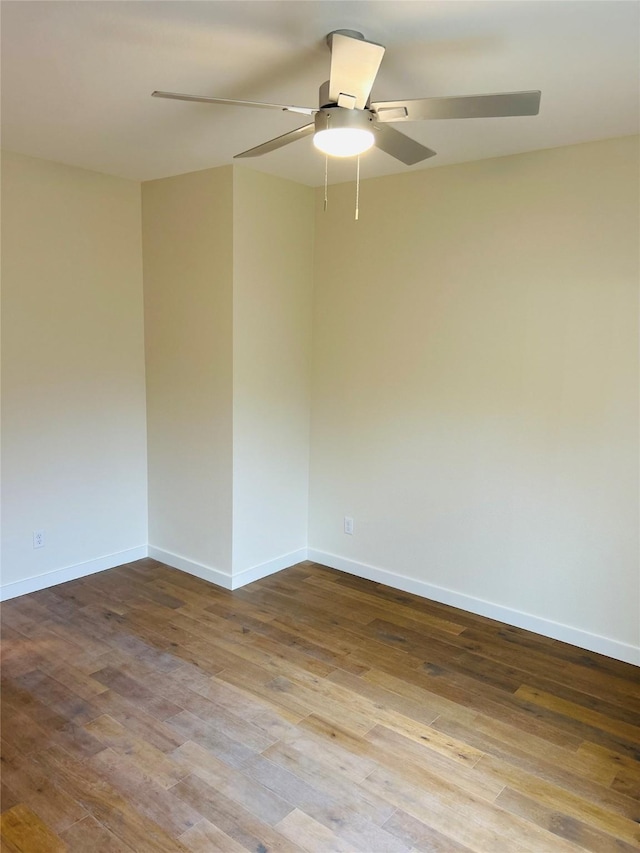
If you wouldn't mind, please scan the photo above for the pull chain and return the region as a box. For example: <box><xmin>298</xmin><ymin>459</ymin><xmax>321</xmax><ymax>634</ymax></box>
<box><xmin>355</xmin><ymin>154</ymin><xmax>361</xmax><ymax>221</ymax></box>
<box><xmin>323</xmin><ymin>155</ymin><xmax>329</xmax><ymax>212</ymax></box>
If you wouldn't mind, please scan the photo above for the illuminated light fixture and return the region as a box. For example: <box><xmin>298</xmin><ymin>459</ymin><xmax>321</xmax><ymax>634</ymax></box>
<box><xmin>313</xmin><ymin>127</ymin><xmax>374</xmax><ymax>157</ymax></box>
<box><xmin>313</xmin><ymin>106</ymin><xmax>374</xmax><ymax>157</ymax></box>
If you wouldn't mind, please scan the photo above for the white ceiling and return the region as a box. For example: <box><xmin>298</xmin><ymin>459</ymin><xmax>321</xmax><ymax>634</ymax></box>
<box><xmin>1</xmin><ymin>1</ymin><xmax>639</xmax><ymax>186</ymax></box>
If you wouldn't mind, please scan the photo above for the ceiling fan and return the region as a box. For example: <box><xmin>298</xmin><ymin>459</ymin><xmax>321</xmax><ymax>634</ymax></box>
<box><xmin>152</xmin><ymin>29</ymin><xmax>541</xmax><ymax>165</ymax></box>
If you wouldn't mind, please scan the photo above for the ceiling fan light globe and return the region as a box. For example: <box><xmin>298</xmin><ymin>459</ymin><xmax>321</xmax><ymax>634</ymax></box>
<box><xmin>313</xmin><ymin>128</ymin><xmax>374</xmax><ymax>157</ymax></box>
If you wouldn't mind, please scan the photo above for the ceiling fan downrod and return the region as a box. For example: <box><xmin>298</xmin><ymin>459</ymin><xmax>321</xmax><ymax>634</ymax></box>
<box><xmin>326</xmin><ymin>29</ymin><xmax>366</xmax><ymax>49</ymax></box>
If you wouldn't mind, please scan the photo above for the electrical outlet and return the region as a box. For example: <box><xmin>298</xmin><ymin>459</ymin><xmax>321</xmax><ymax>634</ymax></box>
<box><xmin>344</xmin><ymin>516</ymin><xmax>354</xmax><ymax>535</ymax></box>
<box><xmin>33</xmin><ymin>529</ymin><xmax>45</xmax><ymax>549</ymax></box>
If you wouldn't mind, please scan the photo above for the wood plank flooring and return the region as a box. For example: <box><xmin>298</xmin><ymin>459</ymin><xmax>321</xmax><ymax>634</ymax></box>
<box><xmin>1</xmin><ymin>558</ymin><xmax>639</xmax><ymax>852</ymax></box>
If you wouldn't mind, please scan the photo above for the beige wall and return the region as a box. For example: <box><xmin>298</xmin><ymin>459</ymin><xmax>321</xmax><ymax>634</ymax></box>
<box><xmin>309</xmin><ymin>136</ymin><xmax>639</xmax><ymax>658</ymax></box>
<box><xmin>1</xmin><ymin>151</ymin><xmax>147</xmax><ymax>590</ymax></box>
<box><xmin>142</xmin><ymin>166</ymin><xmax>313</xmax><ymax>584</ymax></box>
<box><xmin>142</xmin><ymin>166</ymin><xmax>234</xmax><ymax>579</ymax></box>
<box><xmin>232</xmin><ymin>168</ymin><xmax>314</xmax><ymax>578</ymax></box>
<box><xmin>2</xmin><ymin>138</ymin><xmax>637</xmax><ymax>661</ymax></box>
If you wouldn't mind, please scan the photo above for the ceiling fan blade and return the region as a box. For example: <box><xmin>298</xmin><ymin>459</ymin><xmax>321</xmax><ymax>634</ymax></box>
<box><xmin>152</xmin><ymin>91</ymin><xmax>316</xmax><ymax>116</ymax></box>
<box><xmin>234</xmin><ymin>123</ymin><xmax>315</xmax><ymax>158</ymax></box>
<box><xmin>372</xmin><ymin>124</ymin><xmax>437</xmax><ymax>165</ymax></box>
<box><xmin>372</xmin><ymin>90</ymin><xmax>541</xmax><ymax>122</ymax></box>
<box><xmin>328</xmin><ymin>33</ymin><xmax>385</xmax><ymax>110</ymax></box>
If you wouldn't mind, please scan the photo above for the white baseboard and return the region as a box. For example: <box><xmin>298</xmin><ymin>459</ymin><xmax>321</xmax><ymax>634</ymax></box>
<box><xmin>3</xmin><ymin>540</ymin><xmax>636</xmax><ymax>666</ymax></box>
<box><xmin>0</xmin><ymin>546</ymin><xmax>148</xmax><ymax>602</ymax></box>
<box><xmin>147</xmin><ymin>546</ymin><xmax>233</xmax><ymax>590</ymax></box>
<box><xmin>0</xmin><ymin>544</ymin><xmax>308</xmax><ymax>602</ymax></box>
<box><xmin>307</xmin><ymin>549</ymin><xmax>640</xmax><ymax>666</ymax></box>
<box><xmin>148</xmin><ymin>545</ymin><xmax>308</xmax><ymax>591</ymax></box>
<box><xmin>232</xmin><ymin>548</ymin><xmax>308</xmax><ymax>589</ymax></box>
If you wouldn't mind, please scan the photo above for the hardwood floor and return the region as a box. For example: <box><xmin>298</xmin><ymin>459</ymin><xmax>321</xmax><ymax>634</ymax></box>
<box><xmin>1</xmin><ymin>559</ymin><xmax>639</xmax><ymax>852</ymax></box>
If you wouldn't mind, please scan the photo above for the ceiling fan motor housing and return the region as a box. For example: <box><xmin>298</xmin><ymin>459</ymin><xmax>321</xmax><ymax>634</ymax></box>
<box><xmin>314</xmin><ymin>105</ymin><xmax>374</xmax><ymax>134</ymax></box>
